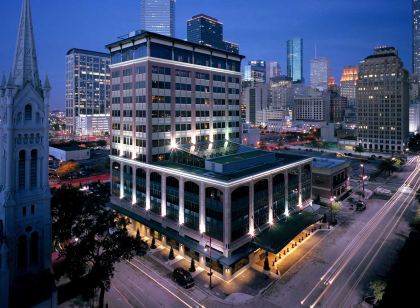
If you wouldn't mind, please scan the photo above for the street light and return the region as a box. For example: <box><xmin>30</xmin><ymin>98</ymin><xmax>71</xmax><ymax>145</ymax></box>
<box><xmin>204</xmin><ymin>236</ymin><xmax>213</xmax><ymax>289</ymax></box>
<box><xmin>329</xmin><ymin>196</ymin><xmax>336</xmax><ymax>224</ymax></box>
<box><xmin>360</xmin><ymin>164</ymin><xmax>365</xmax><ymax>199</ymax></box>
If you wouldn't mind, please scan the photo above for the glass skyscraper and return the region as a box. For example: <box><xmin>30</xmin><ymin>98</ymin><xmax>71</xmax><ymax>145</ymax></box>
<box><xmin>187</xmin><ymin>14</ymin><xmax>239</xmax><ymax>54</ymax></box>
<box><xmin>287</xmin><ymin>38</ymin><xmax>303</xmax><ymax>83</ymax></box>
<box><xmin>414</xmin><ymin>0</ymin><xmax>420</xmax><ymax>74</ymax></box>
<box><xmin>140</xmin><ymin>0</ymin><xmax>175</xmax><ymax>37</ymax></box>
<box><xmin>310</xmin><ymin>57</ymin><xmax>330</xmax><ymax>91</ymax></box>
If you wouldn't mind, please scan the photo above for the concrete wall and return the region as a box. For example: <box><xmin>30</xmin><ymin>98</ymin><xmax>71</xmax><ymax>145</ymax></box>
<box><xmin>49</xmin><ymin>146</ymin><xmax>90</xmax><ymax>161</ymax></box>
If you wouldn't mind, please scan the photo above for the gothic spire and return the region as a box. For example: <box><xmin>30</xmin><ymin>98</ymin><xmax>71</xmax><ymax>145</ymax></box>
<box><xmin>12</xmin><ymin>0</ymin><xmax>41</xmax><ymax>89</ymax></box>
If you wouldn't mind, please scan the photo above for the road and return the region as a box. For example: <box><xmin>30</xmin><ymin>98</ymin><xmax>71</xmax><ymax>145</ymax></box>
<box><xmin>300</xmin><ymin>156</ymin><xmax>420</xmax><ymax>307</ymax></box>
<box><xmin>106</xmin><ymin>256</ymin><xmax>210</xmax><ymax>308</ymax></box>
<box><xmin>49</xmin><ymin>173</ymin><xmax>110</xmax><ymax>188</ymax></box>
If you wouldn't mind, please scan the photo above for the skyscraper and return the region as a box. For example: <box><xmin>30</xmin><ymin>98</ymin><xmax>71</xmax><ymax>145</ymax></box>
<box><xmin>310</xmin><ymin>57</ymin><xmax>330</xmax><ymax>91</ymax></box>
<box><xmin>66</xmin><ymin>49</ymin><xmax>111</xmax><ymax>135</ymax></box>
<box><xmin>187</xmin><ymin>14</ymin><xmax>239</xmax><ymax>54</ymax></box>
<box><xmin>0</xmin><ymin>0</ymin><xmax>54</xmax><ymax>306</ymax></box>
<box><xmin>340</xmin><ymin>66</ymin><xmax>358</xmax><ymax>106</ymax></box>
<box><xmin>287</xmin><ymin>38</ymin><xmax>303</xmax><ymax>83</ymax></box>
<box><xmin>413</xmin><ymin>0</ymin><xmax>420</xmax><ymax>74</ymax></box>
<box><xmin>268</xmin><ymin>61</ymin><xmax>281</xmax><ymax>79</ymax></box>
<box><xmin>357</xmin><ymin>47</ymin><xmax>409</xmax><ymax>153</ymax></box>
<box><xmin>243</xmin><ymin>60</ymin><xmax>266</xmax><ymax>85</ymax></box>
<box><xmin>140</xmin><ymin>0</ymin><xmax>175</xmax><ymax>37</ymax></box>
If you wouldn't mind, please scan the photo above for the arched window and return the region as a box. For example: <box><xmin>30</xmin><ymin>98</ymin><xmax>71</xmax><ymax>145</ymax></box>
<box><xmin>17</xmin><ymin>235</ymin><xmax>27</xmax><ymax>269</ymax></box>
<box><xmin>24</xmin><ymin>104</ymin><xmax>32</xmax><ymax>121</ymax></box>
<box><xmin>30</xmin><ymin>232</ymin><xmax>39</xmax><ymax>265</ymax></box>
<box><xmin>30</xmin><ymin>149</ymin><xmax>37</xmax><ymax>188</ymax></box>
<box><xmin>18</xmin><ymin>150</ymin><xmax>26</xmax><ymax>189</ymax></box>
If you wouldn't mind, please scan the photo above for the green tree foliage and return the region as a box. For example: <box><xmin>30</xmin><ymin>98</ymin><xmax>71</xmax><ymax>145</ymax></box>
<box><xmin>51</xmin><ymin>185</ymin><xmax>146</xmax><ymax>308</ymax></box>
<box><xmin>370</xmin><ymin>280</ymin><xmax>386</xmax><ymax>304</ymax></box>
<box><xmin>377</xmin><ymin>159</ymin><xmax>400</xmax><ymax>176</ymax></box>
<box><xmin>168</xmin><ymin>246</ymin><xmax>175</xmax><ymax>260</ymax></box>
<box><xmin>407</xmin><ymin>133</ymin><xmax>420</xmax><ymax>152</ymax></box>
<box><xmin>354</xmin><ymin>144</ymin><xmax>364</xmax><ymax>153</ymax></box>
<box><xmin>263</xmin><ymin>253</ymin><xmax>270</xmax><ymax>271</ymax></box>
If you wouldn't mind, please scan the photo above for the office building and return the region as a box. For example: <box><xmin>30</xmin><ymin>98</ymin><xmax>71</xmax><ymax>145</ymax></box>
<box><xmin>65</xmin><ymin>49</ymin><xmax>111</xmax><ymax>135</ymax></box>
<box><xmin>409</xmin><ymin>101</ymin><xmax>420</xmax><ymax>133</ymax></box>
<box><xmin>357</xmin><ymin>47</ymin><xmax>409</xmax><ymax>153</ymax></box>
<box><xmin>287</xmin><ymin>38</ymin><xmax>303</xmax><ymax>83</ymax></box>
<box><xmin>140</xmin><ymin>0</ymin><xmax>175</xmax><ymax>37</ymax></box>
<box><xmin>187</xmin><ymin>14</ymin><xmax>239</xmax><ymax>54</ymax></box>
<box><xmin>310</xmin><ymin>57</ymin><xmax>330</xmax><ymax>91</ymax></box>
<box><xmin>242</xmin><ymin>83</ymin><xmax>269</xmax><ymax>124</ymax></box>
<box><xmin>328</xmin><ymin>88</ymin><xmax>347</xmax><ymax>123</ymax></box>
<box><xmin>0</xmin><ymin>0</ymin><xmax>55</xmax><ymax>306</ymax></box>
<box><xmin>243</xmin><ymin>60</ymin><xmax>267</xmax><ymax>85</ymax></box>
<box><xmin>269</xmin><ymin>76</ymin><xmax>294</xmax><ymax>110</ymax></box>
<box><xmin>107</xmin><ymin>31</ymin><xmax>316</xmax><ymax>281</ymax></box>
<box><xmin>268</xmin><ymin>61</ymin><xmax>281</xmax><ymax>79</ymax></box>
<box><xmin>340</xmin><ymin>66</ymin><xmax>358</xmax><ymax>107</ymax></box>
<box><xmin>293</xmin><ymin>93</ymin><xmax>329</xmax><ymax>123</ymax></box>
<box><xmin>413</xmin><ymin>0</ymin><xmax>420</xmax><ymax>74</ymax></box>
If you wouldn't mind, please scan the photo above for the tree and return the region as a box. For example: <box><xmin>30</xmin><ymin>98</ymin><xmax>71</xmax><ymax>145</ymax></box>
<box><xmin>330</xmin><ymin>200</ymin><xmax>342</xmax><ymax>224</ymax></box>
<box><xmin>135</xmin><ymin>229</ymin><xmax>148</xmax><ymax>255</ymax></box>
<box><xmin>189</xmin><ymin>258</ymin><xmax>196</xmax><ymax>272</ymax></box>
<box><xmin>52</xmin><ymin>186</ymin><xmax>146</xmax><ymax>308</ymax></box>
<box><xmin>314</xmin><ymin>194</ymin><xmax>321</xmax><ymax>204</ymax></box>
<box><xmin>96</xmin><ymin>140</ymin><xmax>107</xmax><ymax>147</ymax></box>
<box><xmin>168</xmin><ymin>246</ymin><xmax>175</xmax><ymax>260</ymax></box>
<box><xmin>378</xmin><ymin>159</ymin><xmax>400</xmax><ymax>176</ymax></box>
<box><xmin>150</xmin><ymin>237</ymin><xmax>156</xmax><ymax>249</ymax></box>
<box><xmin>370</xmin><ymin>280</ymin><xmax>386</xmax><ymax>304</ymax></box>
<box><xmin>57</xmin><ymin>161</ymin><xmax>79</xmax><ymax>178</ymax></box>
<box><xmin>263</xmin><ymin>253</ymin><xmax>270</xmax><ymax>271</ymax></box>
<box><xmin>407</xmin><ymin>133</ymin><xmax>420</xmax><ymax>152</ymax></box>
<box><xmin>354</xmin><ymin>144</ymin><xmax>364</xmax><ymax>153</ymax></box>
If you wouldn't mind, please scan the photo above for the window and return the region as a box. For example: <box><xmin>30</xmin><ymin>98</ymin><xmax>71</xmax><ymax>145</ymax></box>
<box><xmin>134</xmin><ymin>44</ymin><xmax>147</xmax><ymax>59</ymax></box>
<box><xmin>30</xmin><ymin>232</ymin><xmax>39</xmax><ymax>265</ymax></box>
<box><xmin>212</xmin><ymin>56</ymin><xmax>226</xmax><ymax>69</ymax></box>
<box><xmin>174</xmin><ymin>48</ymin><xmax>193</xmax><ymax>63</ymax></box>
<box><xmin>22</xmin><ymin>207</ymin><xmax>27</xmax><ymax>217</ymax></box>
<box><xmin>18</xmin><ymin>150</ymin><xmax>25</xmax><ymax>189</ymax></box>
<box><xmin>30</xmin><ymin>150</ymin><xmax>37</xmax><ymax>188</ymax></box>
<box><xmin>194</xmin><ymin>53</ymin><xmax>210</xmax><ymax>67</ymax></box>
<box><xmin>150</xmin><ymin>43</ymin><xmax>172</xmax><ymax>60</ymax></box>
<box><xmin>24</xmin><ymin>104</ymin><xmax>32</xmax><ymax>121</ymax></box>
<box><xmin>17</xmin><ymin>235</ymin><xmax>27</xmax><ymax>269</ymax></box>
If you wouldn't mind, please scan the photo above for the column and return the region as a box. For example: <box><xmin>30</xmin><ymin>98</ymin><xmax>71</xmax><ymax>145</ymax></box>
<box><xmin>249</xmin><ymin>181</ymin><xmax>254</xmax><ymax>235</ymax></box>
<box><xmin>268</xmin><ymin>176</ymin><xmax>273</xmax><ymax>224</ymax></box>
<box><xmin>119</xmin><ymin>163</ymin><xmax>124</xmax><ymax>199</ymax></box>
<box><xmin>199</xmin><ymin>182</ymin><xmax>206</xmax><ymax>234</ymax></box>
<box><xmin>161</xmin><ymin>173</ymin><xmax>166</xmax><ymax>217</ymax></box>
<box><xmin>284</xmin><ymin>171</ymin><xmax>289</xmax><ymax>216</ymax></box>
<box><xmin>223</xmin><ymin>187</ymin><xmax>231</xmax><ymax>257</ymax></box>
<box><xmin>132</xmin><ymin>168</ymin><xmax>137</xmax><ymax>205</ymax></box>
<box><xmin>145</xmin><ymin>169</ymin><xmax>151</xmax><ymax>210</ymax></box>
<box><xmin>179</xmin><ymin>177</ymin><xmax>185</xmax><ymax>225</ymax></box>
<box><xmin>298</xmin><ymin>166</ymin><xmax>303</xmax><ymax>207</ymax></box>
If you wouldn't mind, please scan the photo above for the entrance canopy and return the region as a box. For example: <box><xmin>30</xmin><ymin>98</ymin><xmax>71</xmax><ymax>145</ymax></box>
<box><xmin>254</xmin><ymin>211</ymin><xmax>323</xmax><ymax>254</ymax></box>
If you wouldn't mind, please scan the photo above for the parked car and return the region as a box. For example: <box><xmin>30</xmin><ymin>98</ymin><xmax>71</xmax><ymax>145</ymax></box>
<box><xmin>355</xmin><ymin>201</ymin><xmax>366</xmax><ymax>211</ymax></box>
<box><xmin>173</xmin><ymin>267</ymin><xmax>194</xmax><ymax>288</ymax></box>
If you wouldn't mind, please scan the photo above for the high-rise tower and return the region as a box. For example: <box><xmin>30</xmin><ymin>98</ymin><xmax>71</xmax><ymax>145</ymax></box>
<box><xmin>287</xmin><ymin>38</ymin><xmax>303</xmax><ymax>83</ymax></box>
<box><xmin>310</xmin><ymin>57</ymin><xmax>330</xmax><ymax>91</ymax></box>
<box><xmin>0</xmin><ymin>0</ymin><xmax>54</xmax><ymax>306</ymax></box>
<box><xmin>140</xmin><ymin>0</ymin><xmax>175</xmax><ymax>37</ymax></box>
<box><xmin>413</xmin><ymin>0</ymin><xmax>420</xmax><ymax>74</ymax></box>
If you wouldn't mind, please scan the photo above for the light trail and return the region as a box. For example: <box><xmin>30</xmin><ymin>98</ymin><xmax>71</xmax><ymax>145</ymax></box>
<box><xmin>128</xmin><ymin>257</ymin><xmax>206</xmax><ymax>308</ymax></box>
<box><xmin>301</xmin><ymin>157</ymin><xmax>420</xmax><ymax>307</ymax></box>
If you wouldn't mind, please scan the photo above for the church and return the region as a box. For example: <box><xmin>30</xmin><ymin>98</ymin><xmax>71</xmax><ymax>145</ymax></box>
<box><xmin>0</xmin><ymin>0</ymin><xmax>56</xmax><ymax>306</ymax></box>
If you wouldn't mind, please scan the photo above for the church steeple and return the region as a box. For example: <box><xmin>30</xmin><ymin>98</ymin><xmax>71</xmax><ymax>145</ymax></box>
<box><xmin>12</xmin><ymin>0</ymin><xmax>41</xmax><ymax>89</ymax></box>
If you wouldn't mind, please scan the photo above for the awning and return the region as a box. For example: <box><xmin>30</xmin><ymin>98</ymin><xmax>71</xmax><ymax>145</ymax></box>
<box><xmin>253</xmin><ymin>211</ymin><xmax>323</xmax><ymax>254</ymax></box>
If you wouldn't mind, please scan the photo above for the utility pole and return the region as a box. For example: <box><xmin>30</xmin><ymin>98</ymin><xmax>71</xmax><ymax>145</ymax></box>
<box><xmin>360</xmin><ymin>164</ymin><xmax>365</xmax><ymax>199</ymax></box>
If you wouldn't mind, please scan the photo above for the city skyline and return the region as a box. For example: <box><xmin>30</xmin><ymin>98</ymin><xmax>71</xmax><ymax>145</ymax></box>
<box><xmin>0</xmin><ymin>0</ymin><xmax>411</xmax><ymax>109</ymax></box>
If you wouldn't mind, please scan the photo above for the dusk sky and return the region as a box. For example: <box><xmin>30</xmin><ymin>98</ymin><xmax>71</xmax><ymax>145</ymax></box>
<box><xmin>0</xmin><ymin>0</ymin><xmax>411</xmax><ymax>109</ymax></box>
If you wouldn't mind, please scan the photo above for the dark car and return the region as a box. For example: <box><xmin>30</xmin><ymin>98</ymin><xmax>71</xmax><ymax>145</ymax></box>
<box><xmin>173</xmin><ymin>267</ymin><xmax>194</xmax><ymax>288</ymax></box>
<box><xmin>355</xmin><ymin>201</ymin><xmax>366</xmax><ymax>211</ymax></box>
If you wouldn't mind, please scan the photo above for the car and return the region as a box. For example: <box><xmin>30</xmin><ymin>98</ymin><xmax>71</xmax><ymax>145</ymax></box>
<box><xmin>355</xmin><ymin>201</ymin><xmax>366</xmax><ymax>211</ymax></box>
<box><xmin>173</xmin><ymin>267</ymin><xmax>194</xmax><ymax>288</ymax></box>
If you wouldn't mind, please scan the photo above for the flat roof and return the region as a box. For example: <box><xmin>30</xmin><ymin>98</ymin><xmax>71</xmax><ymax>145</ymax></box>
<box><xmin>66</xmin><ymin>48</ymin><xmax>110</xmax><ymax>57</ymax></box>
<box><xmin>207</xmin><ymin>150</ymin><xmax>272</xmax><ymax>164</ymax></box>
<box><xmin>312</xmin><ymin>157</ymin><xmax>349</xmax><ymax>169</ymax></box>
<box><xmin>154</xmin><ymin>152</ymin><xmax>309</xmax><ymax>182</ymax></box>
<box><xmin>105</xmin><ymin>30</ymin><xmax>244</xmax><ymax>58</ymax></box>
<box><xmin>50</xmin><ymin>144</ymin><xmax>87</xmax><ymax>151</ymax></box>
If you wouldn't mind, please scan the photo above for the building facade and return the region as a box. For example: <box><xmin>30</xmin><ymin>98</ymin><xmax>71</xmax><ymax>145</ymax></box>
<box><xmin>414</xmin><ymin>0</ymin><xmax>420</xmax><ymax>74</ymax></box>
<box><xmin>140</xmin><ymin>0</ymin><xmax>175</xmax><ymax>37</ymax></box>
<box><xmin>0</xmin><ymin>0</ymin><xmax>54</xmax><ymax>306</ymax></box>
<box><xmin>340</xmin><ymin>66</ymin><xmax>358</xmax><ymax>107</ymax></box>
<box><xmin>65</xmin><ymin>49</ymin><xmax>111</xmax><ymax>135</ymax></box>
<box><xmin>243</xmin><ymin>60</ymin><xmax>267</xmax><ymax>85</ymax></box>
<box><xmin>409</xmin><ymin>101</ymin><xmax>420</xmax><ymax>133</ymax></box>
<box><xmin>242</xmin><ymin>83</ymin><xmax>269</xmax><ymax>124</ymax></box>
<box><xmin>269</xmin><ymin>76</ymin><xmax>294</xmax><ymax>110</ymax></box>
<box><xmin>287</xmin><ymin>38</ymin><xmax>303</xmax><ymax>83</ymax></box>
<box><xmin>268</xmin><ymin>61</ymin><xmax>281</xmax><ymax>80</ymax></box>
<box><xmin>356</xmin><ymin>47</ymin><xmax>409</xmax><ymax>153</ymax></box>
<box><xmin>310</xmin><ymin>57</ymin><xmax>330</xmax><ymax>92</ymax></box>
<box><xmin>107</xmin><ymin>31</ymin><xmax>315</xmax><ymax>281</ymax></box>
<box><xmin>293</xmin><ymin>94</ymin><xmax>329</xmax><ymax>122</ymax></box>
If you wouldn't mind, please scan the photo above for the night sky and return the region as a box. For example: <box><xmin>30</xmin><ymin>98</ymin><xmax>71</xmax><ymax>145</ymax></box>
<box><xmin>0</xmin><ymin>0</ymin><xmax>412</xmax><ymax>110</ymax></box>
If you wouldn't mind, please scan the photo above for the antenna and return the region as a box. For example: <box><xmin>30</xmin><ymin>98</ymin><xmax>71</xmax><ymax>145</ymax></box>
<box><xmin>315</xmin><ymin>43</ymin><xmax>317</xmax><ymax>59</ymax></box>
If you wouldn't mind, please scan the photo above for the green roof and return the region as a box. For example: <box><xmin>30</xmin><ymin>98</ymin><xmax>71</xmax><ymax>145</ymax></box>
<box><xmin>253</xmin><ymin>211</ymin><xmax>323</xmax><ymax>253</ymax></box>
<box><xmin>208</xmin><ymin>150</ymin><xmax>271</xmax><ymax>164</ymax></box>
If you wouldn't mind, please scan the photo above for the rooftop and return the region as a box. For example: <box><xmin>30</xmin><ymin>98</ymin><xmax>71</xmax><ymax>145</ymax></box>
<box><xmin>66</xmin><ymin>48</ymin><xmax>110</xmax><ymax>57</ymax></box>
<box><xmin>312</xmin><ymin>157</ymin><xmax>349</xmax><ymax>169</ymax></box>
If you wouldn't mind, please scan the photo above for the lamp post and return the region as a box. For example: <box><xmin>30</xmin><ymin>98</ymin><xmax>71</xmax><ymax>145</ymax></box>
<box><xmin>329</xmin><ymin>196</ymin><xmax>335</xmax><ymax>224</ymax></box>
<box><xmin>204</xmin><ymin>236</ymin><xmax>213</xmax><ymax>289</ymax></box>
<box><xmin>360</xmin><ymin>164</ymin><xmax>365</xmax><ymax>199</ymax></box>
